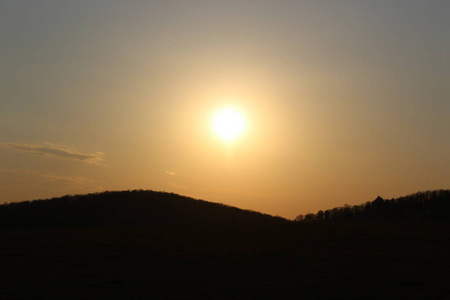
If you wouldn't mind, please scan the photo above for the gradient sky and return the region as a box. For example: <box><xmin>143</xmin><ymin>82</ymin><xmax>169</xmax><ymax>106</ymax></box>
<box><xmin>1</xmin><ymin>0</ymin><xmax>449</xmax><ymax>219</ymax></box>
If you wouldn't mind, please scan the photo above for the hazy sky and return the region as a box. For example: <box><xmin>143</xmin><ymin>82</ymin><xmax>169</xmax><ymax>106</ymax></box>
<box><xmin>1</xmin><ymin>0</ymin><xmax>449</xmax><ymax>219</ymax></box>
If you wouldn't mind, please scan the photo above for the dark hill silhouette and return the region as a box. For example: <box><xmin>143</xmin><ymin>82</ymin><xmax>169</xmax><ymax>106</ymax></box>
<box><xmin>295</xmin><ymin>190</ymin><xmax>450</xmax><ymax>223</ymax></box>
<box><xmin>0</xmin><ymin>190</ymin><xmax>288</xmax><ymax>228</ymax></box>
<box><xmin>2</xmin><ymin>189</ymin><xmax>450</xmax><ymax>300</ymax></box>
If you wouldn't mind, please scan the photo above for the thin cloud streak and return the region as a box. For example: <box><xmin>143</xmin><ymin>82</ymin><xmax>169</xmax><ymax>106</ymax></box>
<box><xmin>167</xmin><ymin>182</ymin><xmax>187</xmax><ymax>190</ymax></box>
<box><xmin>41</xmin><ymin>175</ymin><xmax>103</xmax><ymax>191</ymax></box>
<box><xmin>1</xmin><ymin>143</ymin><xmax>105</xmax><ymax>165</ymax></box>
<box><xmin>213</xmin><ymin>188</ymin><xmax>272</xmax><ymax>199</ymax></box>
<box><xmin>0</xmin><ymin>169</ymin><xmax>35</xmax><ymax>175</ymax></box>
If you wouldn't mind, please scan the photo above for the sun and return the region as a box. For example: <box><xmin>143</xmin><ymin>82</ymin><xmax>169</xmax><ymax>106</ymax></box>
<box><xmin>212</xmin><ymin>108</ymin><xmax>246</xmax><ymax>142</ymax></box>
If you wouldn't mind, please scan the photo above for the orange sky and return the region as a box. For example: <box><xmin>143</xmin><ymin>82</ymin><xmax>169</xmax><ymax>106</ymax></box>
<box><xmin>1</xmin><ymin>1</ymin><xmax>449</xmax><ymax>219</ymax></box>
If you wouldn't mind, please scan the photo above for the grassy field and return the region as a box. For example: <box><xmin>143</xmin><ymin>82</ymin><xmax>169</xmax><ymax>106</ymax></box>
<box><xmin>2</xmin><ymin>220</ymin><xmax>449</xmax><ymax>299</ymax></box>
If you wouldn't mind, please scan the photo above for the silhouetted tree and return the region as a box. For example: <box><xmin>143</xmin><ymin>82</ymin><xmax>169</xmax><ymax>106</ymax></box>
<box><xmin>294</xmin><ymin>190</ymin><xmax>450</xmax><ymax>223</ymax></box>
<box><xmin>294</xmin><ymin>214</ymin><xmax>304</xmax><ymax>222</ymax></box>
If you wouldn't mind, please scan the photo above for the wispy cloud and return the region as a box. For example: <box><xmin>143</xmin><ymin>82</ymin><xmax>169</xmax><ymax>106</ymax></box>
<box><xmin>0</xmin><ymin>169</ymin><xmax>35</xmax><ymax>175</ymax></box>
<box><xmin>165</xmin><ymin>170</ymin><xmax>176</xmax><ymax>176</ymax></box>
<box><xmin>215</xmin><ymin>188</ymin><xmax>272</xmax><ymax>199</ymax></box>
<box><xmin>1</xmin><ymin>142</ymin><xmax>105</xmax><ymax>165</ymax></box>
<box><xmin>167</xmin><ymin>182</ymin><xmax>187</xmax><ymax>189</ymax></box>
<box><xmin>41</xmin><ymin>175</ymin><xmax>103</xmax><ymax>191</ymax></box>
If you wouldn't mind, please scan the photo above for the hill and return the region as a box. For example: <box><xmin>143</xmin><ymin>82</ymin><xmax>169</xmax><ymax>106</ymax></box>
<box><xmin>1</xmin><ymin>190</ymin><xmax>450</xmax><ymax>299</ymax></box>
<box><xmin>0</xmin><ymin>190</ymin><xmax>288</xmax><ymax>229</ymax></box>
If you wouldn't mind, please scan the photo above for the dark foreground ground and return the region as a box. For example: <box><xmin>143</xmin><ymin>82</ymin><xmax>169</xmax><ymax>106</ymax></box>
<box><xmin>1</xmin><ymin>221</ymin><xmax>450</xmax><ymax>300</ymax></box>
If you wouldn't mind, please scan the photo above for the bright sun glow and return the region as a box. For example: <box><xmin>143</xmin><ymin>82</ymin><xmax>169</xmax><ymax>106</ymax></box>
<box><xmin>212</xmin><ymin>108</ymin><xmax>246</xmax><ymax>142</ymax></box>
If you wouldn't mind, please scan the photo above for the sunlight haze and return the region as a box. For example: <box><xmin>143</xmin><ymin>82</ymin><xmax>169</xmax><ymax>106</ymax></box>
<box><xmin>1</xmin><ymin>0</ymin><xmax>449</xmax><ymax>219</ymax></box>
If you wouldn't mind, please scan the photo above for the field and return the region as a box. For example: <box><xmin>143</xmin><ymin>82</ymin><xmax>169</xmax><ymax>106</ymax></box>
<box><xmin>2</xmin><ymin>220</ymin><xmax>449</xmax><ymax>299</ymax></box>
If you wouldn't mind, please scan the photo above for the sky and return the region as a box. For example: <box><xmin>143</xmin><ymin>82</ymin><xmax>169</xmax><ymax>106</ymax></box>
<box><xmin>1</xmin><ymin>0</ymin><xmax>449</xmax><ymax>219</ymax></box>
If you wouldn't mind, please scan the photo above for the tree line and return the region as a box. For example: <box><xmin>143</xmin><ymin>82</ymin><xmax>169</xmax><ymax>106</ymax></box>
<box><xmin>295</xmin><ymin>190</ymin><xmax>450</xmax><ymax>223</ymax></box>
